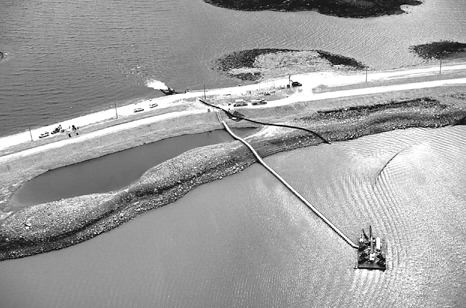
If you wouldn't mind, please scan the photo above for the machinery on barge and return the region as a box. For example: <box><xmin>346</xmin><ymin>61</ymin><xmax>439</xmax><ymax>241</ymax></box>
<box><xmin>159</xmin><ymin>87</ymin><xmax>178</xmax><ymax>95</ymax></box>
<box><xmin>357</xmin><ymin>226</ymin><xmax>386</xmax><ymax>271</ymax></box>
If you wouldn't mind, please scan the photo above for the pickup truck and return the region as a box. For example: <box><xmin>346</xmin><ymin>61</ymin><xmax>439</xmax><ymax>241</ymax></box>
<box><xmin>39</xmin><ymin>132</ymin><xmax>50</xmax><ymax>139</ymax></box>
<box><xmin>233</xmin><ymin>102</ymin><xmax>248</xmax><ymax>107</ymax></box>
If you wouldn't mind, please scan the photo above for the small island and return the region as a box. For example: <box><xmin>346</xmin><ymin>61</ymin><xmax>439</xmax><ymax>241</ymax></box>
<box><xmin>410</xmin><ymin>41</ymin><xmax>466</xmax><ymax>60</ymax></box>
<box><xmin>204</xmin><ymin>0</ymin><xmax>422</xmax><ymax>18</ymax></box>
<box><xmin>215</xmin><ymin>48</ymin><xmax>366</xmax><ymax>81</ymax></box>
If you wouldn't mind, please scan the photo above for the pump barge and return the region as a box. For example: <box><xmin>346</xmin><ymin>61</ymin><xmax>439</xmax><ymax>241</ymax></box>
<box><xmin>357</xmin><ymin>226</ymin><xmax>386</xmax><ymax>271</ymax></box>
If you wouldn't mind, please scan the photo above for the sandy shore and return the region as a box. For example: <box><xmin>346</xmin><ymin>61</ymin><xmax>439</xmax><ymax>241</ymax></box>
<box><xmin>0</xmin><ymin>64</ymin><xmax>465</xmax><ymax>260</ymax></box>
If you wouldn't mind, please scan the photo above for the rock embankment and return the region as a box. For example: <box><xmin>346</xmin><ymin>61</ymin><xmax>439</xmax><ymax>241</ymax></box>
<box><xmin>0</xmin><ymin>96</ymin><xmax>465</xmax><ymax>261</ymax></box>
<box><xmin>204</xmin><ymin>0</ymin><xmax>422</xmax><ymax>18</ymax></box>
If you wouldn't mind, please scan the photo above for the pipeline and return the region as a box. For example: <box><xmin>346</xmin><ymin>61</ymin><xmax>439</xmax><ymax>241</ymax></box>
<box><xmin>199</xmin><ymin>99</ymin><xmax>330</xmax><ymax>144</ymax></box>
<box><xmin>218</xmin><ymin>113</ymin><xmax>358</xmax><ymax>249</ymax></box>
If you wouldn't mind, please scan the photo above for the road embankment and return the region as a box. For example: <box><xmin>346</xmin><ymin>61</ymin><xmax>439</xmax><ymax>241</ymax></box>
<box><xmin>0</xmin><ymin>94</ymin><xmax>465</xmax><ymax>261</ymax></box>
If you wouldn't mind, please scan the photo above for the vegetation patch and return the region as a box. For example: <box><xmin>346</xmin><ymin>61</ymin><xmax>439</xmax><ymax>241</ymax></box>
<box><xmin>214</xmin><ymin>48</ymin><xmax>366</xmax><ymax>81</ymax></box>
<box><xmin>204</xmin><ymin>0</ymin><xmax>422</xmax><ymax>18</ymax></box>
<box><xmin>410</xmin><ymin>41</ymin><xmax>466</xmax><ymax>60</ymax></box>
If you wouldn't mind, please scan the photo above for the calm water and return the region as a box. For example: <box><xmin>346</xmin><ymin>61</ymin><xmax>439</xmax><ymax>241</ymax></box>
<box><xmin>1</xmin><ymin>0</ymin><xmax>466</xmax><ymax>136</ymax></box>
<box><xmin>11</xmin><ymin>128</ymin><xmax>256</xmax><ymax>208</ymax></box>
<box><xmin>0</xmin><ymin>126</ymin><xmax>464</xmax><ymax>307</ymax></box>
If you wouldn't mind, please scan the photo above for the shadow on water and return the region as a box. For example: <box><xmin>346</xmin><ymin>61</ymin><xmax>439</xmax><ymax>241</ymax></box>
<box><xmin>11</xmin><ymin>128</ymin><xmax>257</xmax><ymax>207</ymax></box>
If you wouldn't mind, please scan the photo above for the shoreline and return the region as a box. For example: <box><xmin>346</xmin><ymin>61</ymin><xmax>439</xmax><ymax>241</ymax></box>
<box><xmin>0</xmin><ymin>91</ymin><xmax>465</xmax><ymax>260</ymax></box>
<box><xmin>410</xmin><ymin>41</ymin><xmax>466</xmax><ymax>60</ymax></box>
<box><xmin>214</xmin><ymin>49</ymin><xmax>366</xmax><ymax>81</ymax></box>
<box><xmin>0</xmin><ymin>63</ymin><xmax>465</xmax><ymax>260</ymax></box>
<box><xmin>2</xmin><ymin>62</ymin><xmax>466</xmax><ymax>155</ymax></box>
<box><xmin>203</xmin><ymin>0</ymin><xmax>423</xmax><ymax>18</ymax></box>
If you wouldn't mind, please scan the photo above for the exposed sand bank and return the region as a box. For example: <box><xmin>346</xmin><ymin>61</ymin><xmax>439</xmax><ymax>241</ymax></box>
<box><xmin>0</xmin><ymin>89</ymin><xmax>465</xmax><ymax>260</ymax></box>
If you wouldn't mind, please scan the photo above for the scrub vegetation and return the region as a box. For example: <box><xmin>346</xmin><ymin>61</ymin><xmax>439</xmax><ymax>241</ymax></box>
<box><xmin>204</xmin><ymin>0</ymin><xmax>422</xmax><ymax>18</ymax></box>
<box><xmin>215</xmin><ymin>49</ymin><xmax>366</xmax><ymax>81</ymax></box>
<box><xmin>410</xmin><ymin>41</ymin><xmax>466</xmax><ymax>60</ymax></box>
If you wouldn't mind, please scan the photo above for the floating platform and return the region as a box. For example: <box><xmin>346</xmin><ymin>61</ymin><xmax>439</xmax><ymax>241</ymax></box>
<box><xmin>356</xmin><ymin>226</ymin><xmax>386</xmax><ymax>271</ymax></box>
<box><xmin>159</xmin><ymin>87</ymin><xmax>178</xmax><ymax>95</ymax></box>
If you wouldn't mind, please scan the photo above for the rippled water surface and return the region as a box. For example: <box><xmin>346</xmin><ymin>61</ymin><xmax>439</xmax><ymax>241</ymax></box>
<box><xmin>1</xmin><ymin>0</ymin><xmax>466</xmax><ymax>135</ymax></box>
<box><xmin>0</xmin><ymin>126</ymin><xmax>464</xmax><ymax>307</ymax></box>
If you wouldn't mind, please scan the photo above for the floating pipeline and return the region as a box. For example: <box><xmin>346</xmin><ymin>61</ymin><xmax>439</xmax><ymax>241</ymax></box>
<box><xmin>0</xmin><ymin>97</ymin><xmax>465</xmax><ymax>261</ymax></box>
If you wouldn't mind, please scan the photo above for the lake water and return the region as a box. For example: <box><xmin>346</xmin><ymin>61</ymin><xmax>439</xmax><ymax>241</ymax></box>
<box><xmin>1</xmin><ymin>0</ymin><xmax>466</xmax><ymax>136</ymax></box>
<box><xmin>0</xmin><ymin>126</ymin><xmax>464</xmax><ymax>307</ymax></box>
<box><xmin>10</xmin><ymin>128</ymin><xmax>256</xmax><ymax>207</ymax></box>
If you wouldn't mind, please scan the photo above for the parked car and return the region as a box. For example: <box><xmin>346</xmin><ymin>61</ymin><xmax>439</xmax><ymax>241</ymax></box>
<box><xmin>149</xmin><ymin>103</ymin><xmax>158</xmax><ymax>108</ymax></box>
<box><xmin>39</xmin><ymin>132</ymin><xmax>49</xmax><ymax>139</ymax></box>
<box><xmin>291</xmin><ymin>81</ymin><xmax>302</xmax><ymax>87</ymax></box>
<box><xmin>233</xmin><ymin>102</ymin><xmax>248</xmax><ymax>107</ymax></box>
<box><xmin>252</xmin><ymin>99</ymin><xmax>267</xmax><ymax>106</ymax></box>
<box><xmin>134</xmin><ymin>107</ymin><xmax>144</xmax><ymax>113</ymax></box>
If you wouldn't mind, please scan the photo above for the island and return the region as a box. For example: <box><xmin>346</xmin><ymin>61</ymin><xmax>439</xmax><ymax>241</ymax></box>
<box><xmin>203</xmin><ymin>0</ymin><xmax>422</xmax><ymax>18</ymax></box>
<box><xmin>215</xmin><ymin>48</ymin><xmax>366</xmax><ymax>81</ymax></box>
<box><xmin>410</xmin><ymin>41</ymin><xmax>466</xmax><ymax>60</ymax></box>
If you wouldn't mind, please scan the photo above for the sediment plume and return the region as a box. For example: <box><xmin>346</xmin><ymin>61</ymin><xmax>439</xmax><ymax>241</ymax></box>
<box><xmin>146</xmin><ymin>79</ymin><xmax>169</xmax><ymax>90</ymax></box>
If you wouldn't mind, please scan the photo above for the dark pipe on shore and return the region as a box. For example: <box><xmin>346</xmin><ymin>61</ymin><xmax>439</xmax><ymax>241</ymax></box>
<box><xmin>198</xmin><ymin>99</ymin><xmax>330</xmax><ymax>144</ymax></box>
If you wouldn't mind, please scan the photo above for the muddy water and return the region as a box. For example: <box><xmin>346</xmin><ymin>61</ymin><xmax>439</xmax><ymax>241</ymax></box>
<box><xmin>0</xmin><ymin>126</ymin><xmax>465</xmax><ymax>307</ymax></box>
<box><xmin>11</xmin><ymin>128</ymin><xmax>256</xmax><ymax>207</ymax></box>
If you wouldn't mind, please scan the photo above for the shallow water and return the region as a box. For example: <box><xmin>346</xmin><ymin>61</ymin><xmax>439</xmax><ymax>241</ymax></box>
<box><xmin>1</xmin><ymin>126</ymin><xmax>464</xmax><ymax>307</ymax></box>
<box><xmin>1</xmin><ymin>0</ymin><xmax>466</xmax><ymax>135</ymax></box>
<box><xmin>11</xmin><ymin>127</ymin><xmax>256</xmax><ymax>207</ymax></box>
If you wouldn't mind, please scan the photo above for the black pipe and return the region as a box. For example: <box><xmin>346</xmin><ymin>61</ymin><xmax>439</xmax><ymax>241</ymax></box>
<box><xmin>199</xmin><ymin>99</ymin><xmax>330</xmax><ymax>144</ymax></box>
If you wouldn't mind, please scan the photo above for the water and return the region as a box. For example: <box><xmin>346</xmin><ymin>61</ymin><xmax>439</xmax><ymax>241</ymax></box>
<box><xmin>1</xmin><ymin>0</ymin><xmax>466</xmax><ymax>136</ymax></box>
<box><xmin>11</xmin><ymin>128</ymin><xmax>256</xmax><ymax>207</ymax></box>
<box><xmin>0</xmin><ymin>126</ymin><xmax>464</xmax><ymax>307</ymax></box>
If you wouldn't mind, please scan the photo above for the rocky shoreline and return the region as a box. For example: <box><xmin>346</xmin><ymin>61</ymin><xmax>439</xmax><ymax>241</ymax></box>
<box><xmin>0</xmin><ymin>96</ymin><xmax>465</xmax><ymax>261</ymax></box>
<box><xmin>215</xmin><ymin>49</ymin><xmax>366</xmax><ymax>81</ymax></box>
<box><xmin>204</xmin><ymin>0</ymin><xmax>422</xmax><ymax>18</ymax></box>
